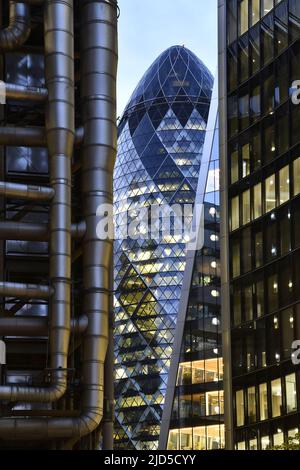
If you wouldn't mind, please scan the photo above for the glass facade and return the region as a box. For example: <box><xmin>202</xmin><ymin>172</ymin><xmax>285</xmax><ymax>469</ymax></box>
<box><xmin>223</xmin><ymin>0</ymin><xmax>300</xmax><ymax>450</ymax></box>
<box><xmin>114</xmin><ymin>46</ymin><xmax>213</xmax><ymax>450</ymax></box>
<box><xmin>166</xmin><ymin>96</ymin><xmax>224</xmax><ymax>450</ymax></box>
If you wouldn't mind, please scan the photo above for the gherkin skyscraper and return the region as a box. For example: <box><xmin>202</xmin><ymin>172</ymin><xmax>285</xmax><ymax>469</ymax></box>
<box><xmin>114</xmin><ymin>46</ymin><xmax>214</xmax><ymax>450</ymax></box>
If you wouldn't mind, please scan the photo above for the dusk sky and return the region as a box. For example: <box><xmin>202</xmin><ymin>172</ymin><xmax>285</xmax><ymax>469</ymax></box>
<box><xmin>117</xmin><ymin>0</ymin><xmax>217</xmax><ymax>117</ymax></box>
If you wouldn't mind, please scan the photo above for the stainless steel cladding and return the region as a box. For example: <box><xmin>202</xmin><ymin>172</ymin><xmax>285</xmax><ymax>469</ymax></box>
<box><xmin>0</xmin><ymin>0</ymin><xmax>118</xmax><ymax>449</ymax></box>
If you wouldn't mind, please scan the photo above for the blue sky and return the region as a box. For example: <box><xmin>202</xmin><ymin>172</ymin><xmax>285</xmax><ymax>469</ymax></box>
<box><xmin>117</xmin><ymin>0</ymin><xmax>218</xmax><ymax>117</ymax></box>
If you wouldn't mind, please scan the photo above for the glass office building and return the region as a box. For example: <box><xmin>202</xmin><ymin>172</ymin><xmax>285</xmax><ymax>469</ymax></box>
<box><xmin>219</xmin><ymin>0</ymin><xmax>300</xmax><ymax>450</ymax></box>
<box><xmin>160</xmin><ymin>83</ymin><xmax>225</xmax><ymax>451</ymax></box>
<box><xmin>114</xmin><ymin>46</ymin><xmax>214</xmax><ymax>449</ymax></box>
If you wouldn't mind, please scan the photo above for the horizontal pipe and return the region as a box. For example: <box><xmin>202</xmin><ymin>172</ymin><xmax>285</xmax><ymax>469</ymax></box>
<box><xmin>0</xmin><ymin>282</ymin><xmax>51</xmax><ymax>299</ymax></box>
<box><xmin>0</xmin><ymin>182</ymin><xmax>54</xmax><ymax>200</ymax></box>
<box><xmin>0</xmin><ymin>126</ymin><xmax>83</xmax><ymax>147</ymax></box>
<box><xmin>0</xmin><ymin>315</ymin><xmax>88</xmax><ymax>337</ymax></box>
<box><xmin>4</xmin><ymin>83</ymin><xmax>48</xmax><ymax>102</ymax></box>
<box><xmin>0</xmin><ymin>221</ymin><xmax>86</xmax><ymax>241</ymax></box>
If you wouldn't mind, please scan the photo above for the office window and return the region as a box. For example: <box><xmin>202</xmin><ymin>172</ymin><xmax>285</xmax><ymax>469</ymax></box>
<box><xmin>252</xmin><ymin>128</ymin><xmax>261</xmax><ymax>169</ymax></box>
<box><xmin>261</xmin><ymin>435</ymin><xmax>271</xmax><ymax>450</ymax></box>
<box><xmin>239</xmin><ymin>89</ymin><xmax>249</xmax><ymax>130</ymax></box>
<box><xmin>266</xmin><ymin>218</ymin><xmax>277</xmax><ymax>261</ymax></box>
<box><xmin>254</xmin><ymin>230</ymin><xmax>263</xmax><ymax>267</ymax></box>
<box><xmin>239</xmin><ymin>36</ymin><xmax>249</xmax><ymax>83</ymax></box>
<box><xmin>255</xmin><ymin>279</ymin><xmax>264</xmax><ymax>317</ymax></box>
<box><xmin>251</xmin><ymin>0</ymin><xmax>260</xmax><ymax>25</ymax></box>
<box><xmin>282</xmin><ymin>309</ymin><xmax>294</xmax><ymax>358</ymax></box>
<box><xmin>273</xmin><ymin>432</ymin><xmax>284</xmax><ymax>447</ymax></box>
<box><xmin>242</xmin><ymin>227</ymin><xmax>252</xmax><ymax>273</ymax></box>
<box><xmin>244</xmin><ymin>282</ymin><xmax>253</xmax><ymax>321</ymax></box>
<box><xmin>228</xmin><ymin>44</ymin><xmax>238</xmax><ymax>92</ymax></box>
<box><xmin>239</xmin><ymin>0</ymin><xmax>249</xmax><ymax>35</ymax></box>
<box><xmin>253</xmin><ymin>183</ymin><xmax>262</xmax><ymax>219</ymax></box>
<box><xmin>249</xmin><ymin>438</ymin><xmax>258</xmax><ymax>450</ymax></box>
<box><xmin>263</xmin><ymin>120</ymin><xmax>276</xmax><ymax>163</ymax></box>
<box><xmin>276</xmin><ymin>112</ymin><xmax>289</xmax><ymax>156</ymax></box>
<box><xmin>231</xmin><ymin>148</ymin><xmax>239</xmax><ymax>183</ymax></box>
<box><xmin>237</xmin><ymin>441</ymin><xmax>246</xmax><ymax>450</ymax></box>
<box><xmin>249</xmin><ymin>24</ymin><xmax>260</xmax><ymax>74</ymax></box>
<box><xmin>259</xmin><ymin>383</ymin><xmax>268</xmax><ymax>420</ymax></box>
<box><xmin>280</xmin><ymin>207</ymin><xmax>291</xmax><ymax>255</ymax></box>
<box><xmin>263</xmin><ymin>69</ymin><xmax>274</xmax><ymax>115</ymax></box>
<box><xmin>242</xmin><ymin>143</ymin><xmax>250</xmax><ymax>177</ymax></box>
<box><xmin>289</xmin><ymin>0</ymin><xmax>300</xmax><ymax>42</ymax></box>
<box><xmin>228</xmin><ymin>94</ymin><xmax>238</xmax><ymax>138</ymax></box>
<box><xmin>271</xmin><ymin>378</ymin><xmax>282</xmax><ymax>417</ymax></box>
<box><xmin>236</xmin><ymin>390</ymin><xmax>245</xmax><ymax>426</ymax></box>
<box><xmin>242</xmin><ymin>190</ymin><xmax>251</xmax><ymax>224</ymax></box>
<box><xmin>228</xmin><ymin>0</ymin><xmax>238</xmax><ymax>45</ymax></box>
<box><xmin>285</xmin><ymin>373</ymin><xmax>297</xmax><ymax>413</ymax></box>
<box><xmin>293</xmin><ymin>158</ymin><xmax>300</xmax><ymax>195</ymax></box>
<box><xmin>232</xmin><ymin>238</ymin><xmax>241</xmax><ymax>278</ymax></box>
<box><xmin>268</xmin><ymin>272</ymin><xmax>278</xmax><ymax>312</ymax></box>
<box><xmin>279</xmin><ymin>165</ymin><xmax>290</xmax><ymax>204</ymax></box>
<box><xmin>247</xmin><ymin>386</ymin><xmax>256</xmax><ymax>423</ymax></box>
<box><xmin>231</xmin><ymin>196</ymin><xmax>240</xmax><ymax>231</ymax></box>
<box><xmin>275</xmin><ymin>1</ymin><xmax>288</xmax><ymax>55</ymax></box>
<box><xmin>250</xmin><ymin>82</ymin><xmax>261</xmax><ymax>122</ymax></box>
<box><xmin>262</xmin><ymin>12</ymin><xmax>274</xmax><ymax>65</ymax></box>
<box><xmin>275</xmin><ymin>52</ymin><xmax>288</xmax><ymax>106</ymax></box>
<box><xmin>262</xmin><ymin>0</ymin><xmax>273</xmax><ymax>17</ymax></box>
<box><xmin>233</xmin><ymin>286</ymin><xmax>242</xmax><ymax>325</ymax></box>
<box><xmin>265</xmin><ymin>174</ymin><xmax>276</xmax><ymax>212</ymax></box>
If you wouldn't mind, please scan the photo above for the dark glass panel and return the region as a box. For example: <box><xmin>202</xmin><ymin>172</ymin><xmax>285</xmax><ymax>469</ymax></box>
<box><xmin>274</xmin><ymin>0</ymin><xmax>288</xmax><ymax>56</ymax></box>
<box><xmin>239</xmin><ymin>35</ymin><xmax>249</xmax><ymax>84</ymax></box>
<box><xmin>289</xmin><ymin>0</ymin><xmax>300</xmax><ymax>42</ymax></box>
<box><xmin>249</xmin><ymin>24</ymin><xmax>260</xmax><ymax>75</ymax></box>
<box><xmin>261</xmin><ymin>12</ymin><xmax>274</xmax><ymax>65</ymax></box>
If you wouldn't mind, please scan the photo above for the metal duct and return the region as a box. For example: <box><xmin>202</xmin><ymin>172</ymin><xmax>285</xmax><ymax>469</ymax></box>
<box><xmin>0</xmin><ymin>0</ymin><xmax>75</xmax><ymax>404</ymax></box>
<box><xmin>0</xmin><ymin>315</ymin><xmax>88</xmax><ymax>336</ymax></box>
<box><xmin>0</xmin><ymin>0</ymin><xmax>118</xmax><ymax>440</ymax></box>
<box><xmin>0</xmin><ymin>282</ymin><xmax>51</xmax><ymax>299</ymax></box>
<box><xmin>0</xmin><ymin>125</ymin><xmax>83</xmax><ymax>147</ymax></box>
<box><xmin>4</xmin><ymin>83</ymin><xmax>48</xmax><ymax>102</ymax></box>
<box><xmin>0</xmin><ymin>2</ymin><xmax>31</xmax><ymax>51</ymax></box>
<box><xmin>0</xmin><ymin>182</ymin><xmax>54</xmax><ymax>200</ymax></box>
<box><xmin>0</xmin><ymin>221</ymin><xmax>86</xmax><ymax>241</ymax></box>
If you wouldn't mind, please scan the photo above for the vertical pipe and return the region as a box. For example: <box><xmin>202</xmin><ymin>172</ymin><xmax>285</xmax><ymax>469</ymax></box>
<box><xmin>44</xmin><ymin>0</ymin><xmax>74</xmax><ymax>401</ymax></box>
<box><xmin>79</xmin><ymin>0</ymin><xmax>117</xmax><ymax>442</ymax></box>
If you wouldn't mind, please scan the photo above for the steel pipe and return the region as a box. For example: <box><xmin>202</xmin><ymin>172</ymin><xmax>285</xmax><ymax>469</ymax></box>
<box><xmin>0</xmin><ymin>221</ymin><xmax>86</xmax><ymax>241</ymax></box>
<box><xmin>0</xmin><ymin>0</ymin><xmax>75</xmax><ymax>405</ymax></box>
<box><xmin>4</xmin><ymin>83</ymin><xmax>48</xmax><ymax>102</ymax></box>
<box><xmin>0</xmin><ymin>315</ymin><xmax>88</xmax><ymax>336</ymax></box>
<box><xmin>0</xmin><ymin>0</ymin><xmax>118</xmax><ymax>440</ymax></box>
<box><xmin>0</xmin><ymin>182</ymin><xmax>54</xmax><ymax>201</ymax></box>
<box><xmin>0</xmin><ymin>282</ymin><xmax>51</xmax><ymax>300</ymax></box>
<box><xmin>0</xmin><ymin>2</ymin><xmax>31</xmax><ymax>51</ymax></box>
<box><xmin>0</xmin><ymin>125</ymin><xmax>83</xmax><ymax>147</ymax></box>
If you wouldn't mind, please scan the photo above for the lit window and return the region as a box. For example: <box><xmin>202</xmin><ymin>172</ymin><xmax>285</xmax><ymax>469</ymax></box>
<box><xmin>285</xmin><ymin>373</ymin><xmax>297</xmax><ymax>413</ymax></box>
<box><xmin>265</xmin><ymin>174</ymin><xmax>276</xmax><ymax>213</ymax></box>
<box><xmin>271</xmin><ymin>378</ymin><xmax>282</xmax><ymax>418</ymax></box>
<box><xmin>259</xmin><ymin>383</ymin><xmax>268</xmax><ymax>421</ymax></box>
<box><xmin>293</xmin><ymin>157</ymin><xmax>300</xmax><ymax>195</ymax></box>
<box><xmin>251</xmin><ymin>0</ymin><xmax>260</xmax><ymax>25</ymax></box>
<box><xmin>261</xmin><ymin>435</ymin><xmax>270</xmax><ymax>450</ymax></box>
<box><xmin>253</xmin><ymin>183</ymin><xmax>262</xmax><ymax>219</ymax></box>
<box><xmin>262</xmin><ymin>0</ymin><xmax>274</xmax><ymax>17</ymax></box>
<box><xmin>231</xmin><ymin>196</ymin><xmax>240</xmax><ymax>231</ymax></box>
<box><xmin>231</xmin><ymin>149</ymin><xmax>239</xmax><ymax>184</ymax></box>
<box><xmin>247</xmin><ymin>386</ymin><xmax>257</xmax><ymax>423</ymax></box>
<box><xmin>236</xmin><ymin>390</ymin><xmax>245</xmax><ymax>426</ymax></box>
<box><xmin>239</xmin><ymin>0</ymin><xmax>249</xmax><ymax>35</ymax></box>
<box><xmin>242</xmin><ymin>189</ymin><xmax>251</xmax><ymax>225</ymax></box>
<box><xmin>242</xmin><ymin>143</ymin><xmax>250</xmax><ymax>178</ymax></box>
<box><xmin>279</xmin><ymin>165</ymin><xmax>290</xmax><ymax>204</ymax></box>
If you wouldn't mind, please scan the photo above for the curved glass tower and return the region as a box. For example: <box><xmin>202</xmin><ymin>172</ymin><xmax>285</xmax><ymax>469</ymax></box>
<box><xmin>114</xmin><ymin>46</ymin><xmax>213</xmax><ymax>450</ymax></box>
